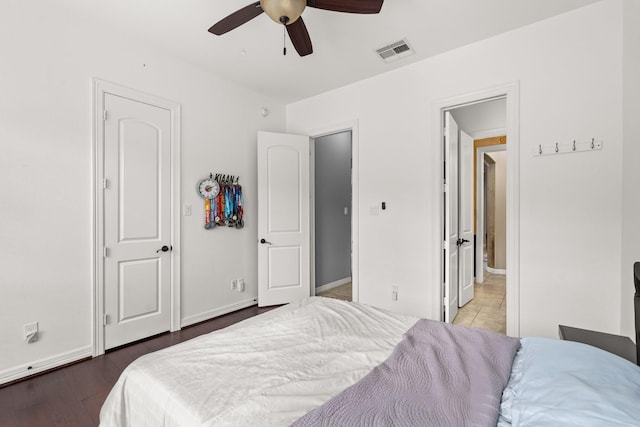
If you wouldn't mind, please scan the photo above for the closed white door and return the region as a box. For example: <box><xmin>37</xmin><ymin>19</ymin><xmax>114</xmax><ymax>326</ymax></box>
<box><xmin>458</xmin><ymin>130</ymin><xmax>475</xmax><ymax>306</ymax></box>
<box><xmin>257</xmin><ymin>131</ymin><xmax>311</xmax><ymax>306</ymax></box>
<box><xmin>444</xmin><ymin>112</ymin><xmax>459</xmax><ymax>322</ymax></box>
<box><xmin>103</xmin><ymin>93</ymin><xmax>172</xmax><ymax>350</ymax></box>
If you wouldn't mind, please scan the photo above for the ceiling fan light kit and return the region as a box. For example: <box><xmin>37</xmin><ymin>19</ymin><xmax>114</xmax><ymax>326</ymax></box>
<box><xmin>208</xmin><ymin>0</ymin><xmax>384</xmax><ymax>57</ymax></box>
<box><xmin>260</xmin><ymin>0</ymin><xmax>306</xmax><ymax>25</ymax></box>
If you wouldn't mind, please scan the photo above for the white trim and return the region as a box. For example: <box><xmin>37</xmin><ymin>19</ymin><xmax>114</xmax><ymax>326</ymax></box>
<box><xmin>303</xmin><ymin>120</ymin><xmax>360</xmax><ymax>303</ymax></box>
<box><xmin>316</xmin><ymin>277</ymin><xmax>352</xmax><ymax>293</ymax></box>
<box><xmin>486</xmin><ymin>266</ymin><xmax>507</xmax><ymax>275</ymax></box>
<box><xmin>0</xmin><ymin>346</ymin><xmax>92</xmax><ymax>385</ymax></box>
<box><xmin>92</xmin><ymin>79</ymin><xmax>182</xmax><ymax>356</ymax></box>
<box><xmin>475</xmin><ymin>144</ymin><xmax>507</xmax><ymax>284</ymax></box>
<box><xmin>310</xmin><ymin>139</ymin><xmax>316</xmax><ymax>297</ymax></box>
<box><xmin>181</xmin><ymin>298</ymin><xmax>257</xmax><ymax>328</ymax></box>
<box><xmin>431</xmin><ymin>82</ymin><xmax>520</xmax><ymax>337</ymax></box>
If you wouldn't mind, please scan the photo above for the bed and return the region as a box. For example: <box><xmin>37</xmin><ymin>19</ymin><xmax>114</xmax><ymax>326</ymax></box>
<box><xmin>99</xmin><ymin>297</ymin><xmax>640</xmax><ymax>426</ymax></box>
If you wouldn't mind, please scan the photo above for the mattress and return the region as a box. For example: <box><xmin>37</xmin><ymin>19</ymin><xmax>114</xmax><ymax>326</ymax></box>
<box><xmin>99</xmin><ymin>297</ymin><xmax>419</xmax><ymax>426</ymax></box>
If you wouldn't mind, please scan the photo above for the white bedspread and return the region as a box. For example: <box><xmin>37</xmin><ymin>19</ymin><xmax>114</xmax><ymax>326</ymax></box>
<box><xmin>99</xmin><ymin>297</ymin><xmax>419</xmax><ymax>427</ymax></box>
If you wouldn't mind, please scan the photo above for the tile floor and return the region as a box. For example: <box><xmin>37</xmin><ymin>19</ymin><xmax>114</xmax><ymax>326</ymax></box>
<box><xmin>453</xmin><ymin>272</ymin><xmax>506</xmax><ymax>334</ymax></box>
<box><xmin>317</xmin><ymin>274</ymin><xmax>506</xmax><ymax>334</ymax></box>
<box><xmin>317</xmin><ymin>282</ymin><xmax>352</xmax><ymax>301</ymax></box>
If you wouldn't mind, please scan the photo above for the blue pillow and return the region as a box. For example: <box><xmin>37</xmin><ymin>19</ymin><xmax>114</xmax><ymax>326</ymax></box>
<box><xmin>499</xmin><ymin>337</ymin><xmax>640</xmax><ymax>426</ymax></box>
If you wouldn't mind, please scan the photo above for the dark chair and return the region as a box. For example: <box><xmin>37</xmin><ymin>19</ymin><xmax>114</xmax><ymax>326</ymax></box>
<box><xmin>634</xmin><ymin>262</ymin><xmax>640</xmax><ymax>365</ymax></box>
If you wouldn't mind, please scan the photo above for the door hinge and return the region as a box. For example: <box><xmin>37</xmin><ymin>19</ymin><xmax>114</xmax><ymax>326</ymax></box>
<box><xmin>443</xmin><ymin>241</ymin><xmax>447</xmax><ymax>250</ymax></box>
<box><xmin>104</xmin><ymin>314</ymin><xmax>110</xmax><ymax>325</ymax></box>
<box><xmin>103</xmin><ymin>178</ymin><xmax>108</xmax><ymax>189</ymax></box>
<box><xmin>103</xmin><ymin>110</ymin><xmax>108</xmax><ymax>121</ymax></box>
<box><xmin>103</xmin><ymin>247</ymin><xmax>109</xmax><ymax>257</ymax></box>
<box><xmin>443</xmin><ymin>181</ymin><xmax>448</xmax><ymax>193</ymax></box>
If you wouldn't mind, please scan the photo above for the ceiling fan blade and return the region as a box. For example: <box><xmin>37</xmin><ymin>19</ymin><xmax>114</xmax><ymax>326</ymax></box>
<box><xmin>306</xmin><ymin>0</ymin><xmax>383</xmax><ymax>14</ymax></box>
<box><xmin>208</xmin><ymin>1</ymin><xmax>264</xmax><ymax>35</ymax></box>
<box><xmin>286</xmin><ymin>17</ymin><xmax>313</xmax><ymax>57</ymax></box>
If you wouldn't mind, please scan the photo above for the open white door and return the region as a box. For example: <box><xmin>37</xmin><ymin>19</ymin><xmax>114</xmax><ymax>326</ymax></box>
<box><xmin>103</xmin><ymin>93</ymin><xmax>172</xmax><ymax>349</ymax></box>
<box><xmin>257</xmin><ymin>131</ymin><xmax>311</xmax><ymax>306</ymax></box>
<box><xmin>458</xmin><ymin>130</ymin><xmax>475</xmax><ymax>306</ymax></box>
<box><xmin>444</xmin><ymin>112</ymin><xmax>459</xmax><ymax>322</ymax></box>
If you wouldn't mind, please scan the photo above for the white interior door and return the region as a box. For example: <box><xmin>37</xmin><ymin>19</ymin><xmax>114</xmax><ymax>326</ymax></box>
<box><xmin>444</xmin><ymin>112</ymin><xmax>459</xmax><ymax>322</ymax></box>
<box><xmin>458</xmin><ymin>130</ymin><xmax>475</xmax><ymax>306</ymax></box>
<box><xmin>103</xmin><ymin>93</ymin><xmax>172</xmax><ymax>350</ymax></box>
<box><xmin>257</xmin><ymin>131</ymin><xmax>311</xmax><ymax>306</ymax></box>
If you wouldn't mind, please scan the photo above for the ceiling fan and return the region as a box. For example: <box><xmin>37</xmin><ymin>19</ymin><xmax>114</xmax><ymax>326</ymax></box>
<box><xmin>208</xmin><ymin>0</ymin><xmax>384</xmax><ymax>57</ymax></box>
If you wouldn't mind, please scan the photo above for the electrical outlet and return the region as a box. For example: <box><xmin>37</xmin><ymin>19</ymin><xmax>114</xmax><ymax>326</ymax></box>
<box><xmin>24</xmin><ymin>322</ymin><xmax>38</xmax><ymax>343</ymax></box>
<box><xmin>237</xmin><ymin>278</ymin><xmax>245</xmax><ymax>292</ymax></box>
<box><xmin>391</xmin><ymin>286</ymin><xmax>399</xmax><ymax>301</ymax></box>
<box><xmin>230</xmin><ymin>279</ymin><xmax>238</xmax><ymax>291</ymax></box>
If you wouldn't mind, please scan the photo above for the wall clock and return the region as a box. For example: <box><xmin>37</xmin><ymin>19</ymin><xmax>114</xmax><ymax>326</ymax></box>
<box><xmin>198</xmin><ymin>177</ymin><xmax>220</xmax><ymax>199</ymax></box>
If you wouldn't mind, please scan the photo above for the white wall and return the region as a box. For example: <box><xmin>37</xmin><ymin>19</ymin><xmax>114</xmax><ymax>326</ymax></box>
<box><xmin>287</xmin><ymin>0</ymin><xmax>624</xmax><ymax>337</ymax></box>
<box><xmin>0</xmin><ymin>0</ymin><xmax>285</xmax><ymax>381</ymax></box>
<box><xmin>620</xmin><ymin>0</ymin><xmax>640</xmax><ymax>340</ymax></box>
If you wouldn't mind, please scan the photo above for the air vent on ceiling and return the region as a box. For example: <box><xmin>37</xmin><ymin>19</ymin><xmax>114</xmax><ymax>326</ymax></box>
<box><xmin>375</xmin><ymin>38</ymin><xmax>415</xmax><ymax>63</ymax></box>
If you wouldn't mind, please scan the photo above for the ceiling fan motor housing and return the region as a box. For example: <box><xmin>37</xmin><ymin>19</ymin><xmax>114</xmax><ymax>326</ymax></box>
<box><xmin>260</xmin><ymin>0</ymin><xmax>306</xmax><ymax>25</ymax></box>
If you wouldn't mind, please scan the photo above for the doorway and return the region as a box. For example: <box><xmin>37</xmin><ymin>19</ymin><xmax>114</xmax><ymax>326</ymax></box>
<box><xmin>256</xmin><ymin>123</ymin><xmax>359</xmax><ymax>306</ymax></box>
<box><xmin>445</xmin><ymin>100</ymin><xmax>506</xmax><ymax>329</ymax></box>
<box><xmin>312</xmin><ymin>131</ymin><xmax>353</xmax><ymax>302</ymax></box>
<box><xmin>432</xmin><ymin>82</ymin><xmax>520</xmax><ymax>337</ymax></box>
<box><xmin>477</xmin><ymin>145</ymin><xmax>508</xmax><ymax>279</ymax></box>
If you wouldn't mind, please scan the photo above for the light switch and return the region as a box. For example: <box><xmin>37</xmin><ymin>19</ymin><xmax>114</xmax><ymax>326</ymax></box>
<box><xmin>183</xmin><ymin>203</ymin><xmax>192</xmax><ymax>216</ymax></box>
<box><xmin>344</xmin><ymin>207</ymin><xmax>349</xmax><ymax>216</ymax></box>
<box><xmin>370</xmin><ymin>206</ymin><xmax>380</xmax><ymax>216</ymax></box>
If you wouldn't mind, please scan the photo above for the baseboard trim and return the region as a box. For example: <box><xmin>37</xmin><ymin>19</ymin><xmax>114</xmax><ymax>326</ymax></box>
<box><xmin>316</xmin><ymin>277</ymin><xmax>351</xmax><ymax>294</ymax></box>
<box><xmin>0</xmin><ymin>345</ymin><xmax>93</xmax><ymax>386</ymax></box>
<box><xmin>181</xmin><ymin>297</ymin><xmax>258</xmax><ymax>328</ymax></box>
<box><xmin>486</xmin><ymin>266</ymin><xmax>507</xmax><ymax>275</ymax></box>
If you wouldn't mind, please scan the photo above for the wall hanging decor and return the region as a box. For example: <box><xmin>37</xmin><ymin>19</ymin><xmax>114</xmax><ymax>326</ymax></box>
<box><xmin>197</xmin><ymin>173</ymin><xmax>244</xmax><ymax>230</ymax></box>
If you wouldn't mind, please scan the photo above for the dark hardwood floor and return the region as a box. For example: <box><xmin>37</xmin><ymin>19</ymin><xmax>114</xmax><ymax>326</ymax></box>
<box><xmin>0</xmin><ymin>304</ymin><xmax>277</xmax><ymax>427</ymax></box>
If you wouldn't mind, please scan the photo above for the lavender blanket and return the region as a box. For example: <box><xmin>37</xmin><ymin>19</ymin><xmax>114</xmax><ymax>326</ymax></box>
<box><xmin>293</xmin><ymin>319</ymin><xmax>520</xmax><ymax>427</ymax></box>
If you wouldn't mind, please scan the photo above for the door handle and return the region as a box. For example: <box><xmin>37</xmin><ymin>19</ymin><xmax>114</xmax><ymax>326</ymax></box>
<box><xmin>156</xmin><ymin>245</ymin><xmax>172</xmax><ymax>253</ymax></box>
<box><xmin>456</xmin><ymin>238</ymin><xmax>470</xmax><ymax>247</ymax></box>
<box><xmin>260</xmin><ymin>239</ymin><xmax>272</xmax><ymax>245</ymax></box>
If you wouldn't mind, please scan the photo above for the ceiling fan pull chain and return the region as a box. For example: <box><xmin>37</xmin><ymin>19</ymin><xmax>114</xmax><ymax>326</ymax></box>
<box><xmin>282</xmin><ymin>24</ymin><xmax>287</xmax><ymax>55</ymax></box>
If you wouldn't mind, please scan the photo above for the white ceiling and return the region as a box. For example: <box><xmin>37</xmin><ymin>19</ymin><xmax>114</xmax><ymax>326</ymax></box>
<box><xmin>451</xmin><ymin>98</ymin><xmax>506</xmax><ymax>137</ymax></box>
<box><xmin>51</xmin><ymin>0</ymin><xmax>600</xmax><ymax>104</ymax></box>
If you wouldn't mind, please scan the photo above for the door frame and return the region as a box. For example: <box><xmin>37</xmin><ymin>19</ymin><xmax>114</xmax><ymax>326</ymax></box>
<box><xmin>431</xmin><ymin>82</ymin><xmax>520</xmax><ymax>337</ymax></box>
<box><xmin>299</xmin><ymin>120</ymin><xmax>360</xmax><ymax>302</ymax></box>
<box><xmin>91</xmin><ymin>79</ymin><xmax>182</xmax><ymax>356</ymax></box>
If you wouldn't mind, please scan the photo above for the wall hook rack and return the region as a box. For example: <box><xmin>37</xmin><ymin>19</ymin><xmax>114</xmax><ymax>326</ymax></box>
<box><xmin>533</xmin><ymin>138</ymin><xmax>603</xmax><ymax>157</ymax></box>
